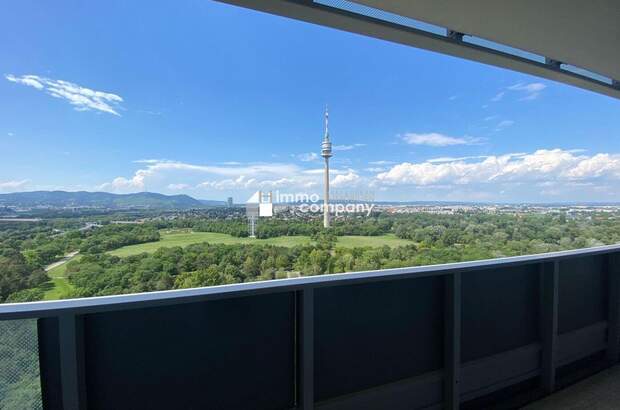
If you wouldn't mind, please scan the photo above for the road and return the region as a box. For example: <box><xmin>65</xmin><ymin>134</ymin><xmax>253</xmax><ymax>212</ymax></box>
<box><xmin>45</xmin><ymin>250</ymin><xmax>80</xmax><ymax>272</ymax></box>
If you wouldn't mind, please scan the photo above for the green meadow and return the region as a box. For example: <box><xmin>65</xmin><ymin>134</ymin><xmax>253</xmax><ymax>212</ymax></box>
<box><xmin>42</xmin><ymin>255</ymin><xmax>80</xmax><ymax>300</ymax></box>
<box><xmin>108</xmin><ymin>231</ymin><xmax>413</xmax><ymax>257</ymax></box>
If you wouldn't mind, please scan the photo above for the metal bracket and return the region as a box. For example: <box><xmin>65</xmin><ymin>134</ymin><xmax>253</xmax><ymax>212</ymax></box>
<box><xmin>447</xmin><ymin>30</ymin><xmax>465</xmax><ymax>41</ymax></box>
<box><xmin>545</xmin><ymin>58</ymin><xmax>562</xmax><ymax>69</ymax></box>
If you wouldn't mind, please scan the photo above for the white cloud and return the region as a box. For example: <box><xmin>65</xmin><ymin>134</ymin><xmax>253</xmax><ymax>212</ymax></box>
<box><xmin>167</xmin><ymin>183</ymin><xmax>191</xmax><ymax>190</ymax></box>
<box><xmin>401</xmin><ymin>132</ymin><xmax>481</xmax><ymax>147</ymax></box>
<box><xmin>98</xmin><ymin>160</ymin><xmax>317</xmax><ymax>194</ymax></box>
<box><xmin>99</xmin><ymin>175</ymin><xmax>147</xmax><ymax>191</ymax></box>
<box><xmin>303</xmin><ymin>168</ymin><xmax>349</xmax><ymax>176</ymax></box>
<box><xmin>369</xmin><ymin>160</ymin><xmax>396</xmax><ymax>165</ymax></box>
<box><xmin>6</xmin><ymin>74</ymin><xmax>44</xmax><ymax>89</ymax></box>
<box><xmin>296</xmin><ymin>152</ymin><xmax>319</xmax><ymax>162</ymax></box>
<box><xmin>491</xmin><ymin>91</ymin><xmax>505</xmax><ymax>102</ymax></box>
<box><xmin>6</xmin><ymin>74</ymin><xmax>123</xmax><ymax>115</ymax></box>
<box><xmin>495</xmin><ymin>120</ymin><xmax>515</xmax><ymax>131</ymax></box>
<box><xmin>0</xmin><ymin>179</ymin><xmax>30</xmax><ymax>192</ymax></box>
<box><xmin>134</xmin><ymin>159</ymin><xmax>172</xmax><ymax>164</ymax></box>
<box><xmin>331</xmin><ymin>172</ymin><xmax>360</xmax><ymax>187</ymax></box>
<box><xmin>427</xmin><ymin>155</ymin><xmax>490</xmax><ymax>163</ymax></box>
<box><xmin>333</xmin><ymin>143</ymin><xmax>366</xmax><ymax>151</ymax></box>
<box><xmin>508</xmin><ymin>82</ymin><xmax>546</xmax><ymax>100</ymax></box>
<box><xmin>564</xmin><ymin>154</ymin><xmax>620</xmax><ymax>179</ymax></box>
<box><xmin>199</xmin><ymin>176</ymin><xmax>258</xmax><ymax>190</ymax></box>
<box><xmin>375</xmin><ymin>149</ymin><xmax>620</xmax><ymax>187</ymax></box>
<box><xmin>490</xmin><ymin>82</ymin><xmax>547</xmax><ymax>103</ymax></box>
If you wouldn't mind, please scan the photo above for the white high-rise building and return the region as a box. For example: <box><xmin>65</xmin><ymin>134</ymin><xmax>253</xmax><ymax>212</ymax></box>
<box><xmin>321</xmin><ymin>108</ymin><xmax>332</xmax><ymax>228</ymax></box>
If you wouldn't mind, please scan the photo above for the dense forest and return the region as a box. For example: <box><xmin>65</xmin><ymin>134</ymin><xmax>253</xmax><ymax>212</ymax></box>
<box><xmin>0</xmin><ymin>223</ymin><xmax>160</xmax><ymax>303</ymax></box>
<box><xmin>162</xmin><ymin>215</ymin><xmax>393</xmax><ymax>238</ymax></box>
<box><xmin>60</xmin><ymin>212</ymin><xmax>620</xmax><ymax>297</ymax></box>
<box><xmin>3</xmin><ymin>212</ymin><xmax>620</xmax><ymax>302</ymax></box>
<box><xmin>2</xmin><ymin>210</ymin><xmax>620</xmax><ymax>408</ymax></box>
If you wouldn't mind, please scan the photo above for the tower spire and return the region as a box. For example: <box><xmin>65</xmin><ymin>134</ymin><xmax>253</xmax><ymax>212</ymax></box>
<box><xmin>324</xmin><ymin>106</ymin><xmax>330</xmax><ymax>141</ymax></box>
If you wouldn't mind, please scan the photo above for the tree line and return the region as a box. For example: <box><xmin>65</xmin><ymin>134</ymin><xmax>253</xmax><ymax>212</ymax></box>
<box><xmin>0</xmin><ymin>223</ymin><xmax>160</xmax><ymax>303</ymax></box>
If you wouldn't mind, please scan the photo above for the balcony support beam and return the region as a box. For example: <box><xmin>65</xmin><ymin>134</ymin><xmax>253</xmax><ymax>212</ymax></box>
<box><xmin>298</xmin><ymin>288</ymin><xmax>314</xmax><ymax>410</ymax></box>
<box><xmin>540</xmin><ymin>260</ymin><xmax>559</xmax><ymax>394</ymax></box>
<box><xmin>607</xmin><ymin>253</ymin><xmax>620</xmax><ymax>363</ymax></box>
<box><xmin>444</xmin><ymin>272</ymin><xmax>462</xmax><ymax>409</ymax></box>
<box><xmin>58</xmin><ymin>314</ymin><xmax>87</xmax><ymax>410</ymax></box>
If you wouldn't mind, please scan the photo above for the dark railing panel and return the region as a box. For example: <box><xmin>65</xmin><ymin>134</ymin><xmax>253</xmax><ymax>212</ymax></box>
<box><xmin>558</xmin><ymin>255</ymin><xmax>607</xmax><ymax>334</ymax></box>
<box><xmin>314</xmin><ymin>276</ymin><xmax>444</xmax><ymax>402</ymax></box>
<box><xmin>461</xmin><ymin>264</ymin><xmax>539</xmax><ymax>362</ymax></box>
<box><xmin>77</xmin><ymin>293</ymin><xmax>294</xmax><ymax>410</ymax></box>
<box><xmin>460</xmin><ymin>343</ymin><xmax>540</xmax><ymax>401</ymax></box>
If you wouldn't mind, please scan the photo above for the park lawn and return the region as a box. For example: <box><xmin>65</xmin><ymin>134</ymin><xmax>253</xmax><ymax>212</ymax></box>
<box><xmin>336</xmin><ymin>234</ymin><xmax>414</xmax><ymax>248</ymax></box>
<box><xmin>42</xmin><ymin>255</ymin><xmax>79</xmax><ymax>300</ymax></box>
<box><xmin>108</xmin><ymin>231</ymin><xmax>312</xmax><ymax>257</ymax></box>
<box><xmin>108</xmin><ymin>231</ymin><xmax>415</xmax><ymax>258</ymax></box>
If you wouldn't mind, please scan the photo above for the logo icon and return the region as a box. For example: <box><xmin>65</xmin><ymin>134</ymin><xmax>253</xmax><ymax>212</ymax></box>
<box><xmin>246</xmin><ymin>190</ymin><xmax>273</xmax><ymax>217</ymax></box>
<box><xmin>246</xmin><ymin>191</ymin><xmax>273</xmax><ymax>237</ymax></box>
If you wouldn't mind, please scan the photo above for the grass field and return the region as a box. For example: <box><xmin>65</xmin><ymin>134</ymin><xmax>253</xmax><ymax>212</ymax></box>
<box><xmin>42</xmin><ymin>255</ymin><xmax>79</xmax><ymax>300</ymax></box>
<box><xmin>108</xmin><ymin>231</ymin><xmax>413</xmax><ymax>257</ymax></box>
<box><xmin>336</xmin><ymin>234</ymin><xmax>412</xmax><ymax>248</ymax></box>
<box><xmin>108</xmin><ymin>232</ymin><xmax>312</xmax><ymax>257</ymax></box>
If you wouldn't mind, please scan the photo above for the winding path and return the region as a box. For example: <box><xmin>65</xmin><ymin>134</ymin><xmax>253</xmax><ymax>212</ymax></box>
<box><xmin>45</xmin><ymin>251</ymin><xmax>79</xmax><ymax>273</ymax></box>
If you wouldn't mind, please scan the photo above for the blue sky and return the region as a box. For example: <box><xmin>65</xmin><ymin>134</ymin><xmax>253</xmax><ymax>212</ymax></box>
<box><xmin>2</xmin><ymin>0</ymin><xmax>620</xmax><ymax>202</ymax></box>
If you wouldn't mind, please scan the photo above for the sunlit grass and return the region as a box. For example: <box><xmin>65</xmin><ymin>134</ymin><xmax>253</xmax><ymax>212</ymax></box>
<box><xmin>108</xmin><ymin>231</ymin><xmax>414</xmax><ymax>257</ymax></box>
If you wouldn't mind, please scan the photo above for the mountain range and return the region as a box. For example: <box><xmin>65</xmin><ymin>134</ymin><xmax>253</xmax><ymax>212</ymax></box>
<box><xmin>0</xmin><ymin>191</ymin><xmax>224</xmax><ymax>209</ymax></box>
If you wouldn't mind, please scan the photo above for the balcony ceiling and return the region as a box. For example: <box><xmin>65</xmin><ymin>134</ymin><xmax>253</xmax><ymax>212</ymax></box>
<box><xmin>354</xmin><ymin>0</ymin><xmax>620</xmax><ymax>83</ymax></box>
<box><xmin>218</xmin><ymin>0</ymin><xmax>620</xmax><ymax>99</ymax></box>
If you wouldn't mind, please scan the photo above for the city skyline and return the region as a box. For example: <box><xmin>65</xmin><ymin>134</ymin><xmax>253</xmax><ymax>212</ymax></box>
<box><xmin>2</xmin><ymin>1</ymin><xmax>620</xmax><ymax>203</ymax></box>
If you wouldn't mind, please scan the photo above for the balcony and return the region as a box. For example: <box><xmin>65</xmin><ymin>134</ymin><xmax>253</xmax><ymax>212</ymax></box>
<box><xmin>1</xmin><ymin>244</ymin><xmax>620</xmax><ymax>409</ymax></box>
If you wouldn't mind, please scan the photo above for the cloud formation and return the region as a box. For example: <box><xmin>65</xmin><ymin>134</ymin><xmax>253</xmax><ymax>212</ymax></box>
<box><xmin>401</xmin><ymin>133</ymin><xmax>481</xmax><ymax>147</ymax></box>
<box><xmin>0</xmin><ymin>180</ymin><xmax>29</xmax><ymax>192</ymax></box>
<box><xmin>495</xmin><ymin>120</ymin><xmax>515</xmax><ymax>131</ymax></box>
<box><xmin>98</xmin><ymin>160</ymin><xmax>322</xmax><ymax>193</ymax></box>
<box><xmin>376</xmin><ymin>149</ymin><xmax>620</xmax><ymax>186</ymax></box>
<box><xmin>296</xmin><ymin>152</ymin><xmax>319</xmax><ymax>162</ymax></box>
<box><xmin>333</xmin><ymin>143</ymin><xmax>366</xmax><ymax>151</ymax></box>
<box><xmin>331</xmin><ymin>172</ymin><xmax>360</xmax><ymax>187</ymax></box>
<box><xmin>6</xmin><ymin>74</ymin><xmax>123</xmax><ymax>115</ymax></box>
<box><xmin>94</xmin><ymin>148</ymin><xmax>620</xmax><ymax>202</ymax></box>
<box><xmin>508</xmin><ymin>82</ymin><xmax>546</xmax><ymax>100</ymax></box>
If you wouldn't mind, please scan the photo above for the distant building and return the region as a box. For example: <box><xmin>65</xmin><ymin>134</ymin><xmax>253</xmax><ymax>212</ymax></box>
<box><xmin>227</xmin><ymin>197</ymin><xmax>233</xmax><ymax>207</ymax></box>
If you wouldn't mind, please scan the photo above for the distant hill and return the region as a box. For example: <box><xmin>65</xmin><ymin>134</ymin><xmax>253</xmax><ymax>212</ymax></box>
<box><xmin>0</xmin><ymin>191</ymin><xmax>209</xmax><ymax>209</ymax></box>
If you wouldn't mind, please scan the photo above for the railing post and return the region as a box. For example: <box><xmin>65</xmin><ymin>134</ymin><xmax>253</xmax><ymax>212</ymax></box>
<box><xmin>298</xmin><ymin>288</ymin><xmax>314</xmax><ymax>410</ymax></box>
<box><xmin>540</xmin><ymin>260</ymin><xmax>559</xmax><ymax>394</ymax></box>
<box><xmin>444</xmin><ymin>272</ymin><xmax>461</xmax><ymax>410</ymax></box>
<box><xmin>607</xmin><ymin>252</ymin><xmax>620</xmax><ymax>363</ymax></box>
<box><xmin>58</xmin><ymin>314</ymin><xmax>87</xmax><ymax>410</ymax></box>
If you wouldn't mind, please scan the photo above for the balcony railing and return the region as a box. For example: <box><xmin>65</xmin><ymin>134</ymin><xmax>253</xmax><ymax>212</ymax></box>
<box><xmin>1</xmin><ymin>244</ymin><xmax>620</xmax><ymax>409</ymax></box>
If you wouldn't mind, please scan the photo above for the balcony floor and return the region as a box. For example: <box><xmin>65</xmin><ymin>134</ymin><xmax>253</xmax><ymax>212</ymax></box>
<box><xmin>523</xmin><ymin>366</ymin><xmax>620</xmax><ymax>409</ymax></box>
